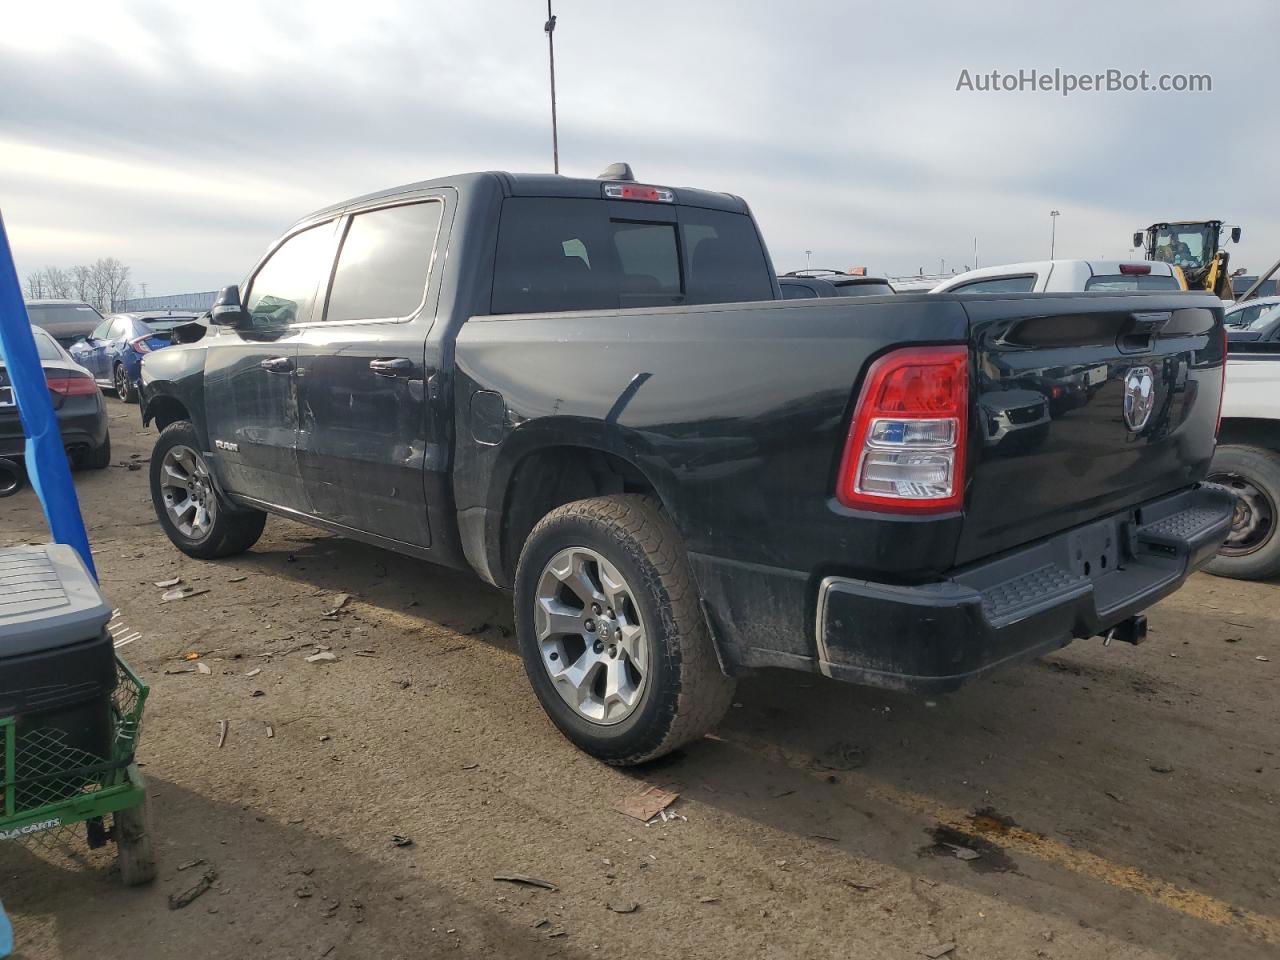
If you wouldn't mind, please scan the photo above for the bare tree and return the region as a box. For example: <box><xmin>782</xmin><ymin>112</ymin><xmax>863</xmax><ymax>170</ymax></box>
<box><xmin>88</xmin><ymin>257</ymin><xmax>133</xmax><ymax>312</ymax></box>
<box><xmin>39</xmin><ymin>266</ymin><xmax>71</xmax><ymax>299</ymax></box>
<box><xmin>25</xmin><ymin>271</ymin><xmax>46</xmax><ymax>300</ymax></box>
<box><xmin>71</xmin><ymin>264</ymin><xmax>93</xmax><ymax>303</ymax></box>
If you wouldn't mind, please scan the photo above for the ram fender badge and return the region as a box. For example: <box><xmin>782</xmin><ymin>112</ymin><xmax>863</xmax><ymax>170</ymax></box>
<box><xmin>214</xmin><ymin>439</ymin><xmax>239</xmax><ymax>453</ymax></box>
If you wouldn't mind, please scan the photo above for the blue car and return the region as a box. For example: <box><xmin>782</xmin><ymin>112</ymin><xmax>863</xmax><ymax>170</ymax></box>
<box><xmin>68</xmin><ymin>312</ymin><xmax>199</xmax><ymax>403</ymax></box>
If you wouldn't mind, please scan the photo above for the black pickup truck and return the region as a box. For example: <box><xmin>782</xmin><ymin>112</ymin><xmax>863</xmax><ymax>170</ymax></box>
<box><xmin>140</xmin><ymin>166</ymin><xmax>1233</xmax><ymax>765</ymax></box>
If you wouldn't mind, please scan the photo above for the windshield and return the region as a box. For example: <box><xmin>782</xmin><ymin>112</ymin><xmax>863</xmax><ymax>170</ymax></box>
<box><xmin>25</xmin><ymin>302</ymin><xmax>102</xmax><ymax>335</ymax></box>
<box><xmin>0</xmin><ymin>327</ymin><xmax>64</xmax><ymax>363</ymax></box>
<box><xmin>1243</xmin><ymin>304</ymin><xmax>1280</xmax><ymax>332</ymax></box>
<box><xmin>1151</xmin><ymin>225</ymin><xmax>1214</xmax><ymax>269</ymax></box>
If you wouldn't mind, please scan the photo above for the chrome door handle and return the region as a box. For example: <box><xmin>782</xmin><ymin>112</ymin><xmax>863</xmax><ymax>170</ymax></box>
<box><xmin>369</xmin><ymin>357</ymin><xmax>413</xmax><ymax>377</ymax></box>
<box><xmin>259</xmin><ymin>357</ymin><xmax>294</xmax><ymax>374</ymax></box>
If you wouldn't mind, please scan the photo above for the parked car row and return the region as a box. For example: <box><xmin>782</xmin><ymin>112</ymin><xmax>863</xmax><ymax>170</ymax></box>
<box><xmin>0</xmin><ymin>324</ymin><xmax>111</xmax><ymax>474</ymax></box>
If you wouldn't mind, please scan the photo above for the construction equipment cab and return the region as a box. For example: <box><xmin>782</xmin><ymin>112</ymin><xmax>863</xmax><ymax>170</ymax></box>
<box><xmin>1134</xmin><ymin>221</ymin><xmax>1241</xmax><ymax>300</ymax></box>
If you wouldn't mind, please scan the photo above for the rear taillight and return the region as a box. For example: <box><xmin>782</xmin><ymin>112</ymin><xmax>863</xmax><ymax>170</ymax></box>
<box><xmin>129</xmin><ymin>336</ymin><xmax>153</xmax><ymax>354</ymax></box>
<box><xmin>836</xmin><ymin>345</ymin><xmax>968</xmax><ymax>513</ymax></box>
<box><xmin>46</xmin><ymin>373</ymin><xmax>98</xmax><ymax>397</ymax></box>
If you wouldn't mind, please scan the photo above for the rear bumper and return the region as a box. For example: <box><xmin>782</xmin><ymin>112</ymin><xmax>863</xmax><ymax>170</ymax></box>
<box><xmin>0</xmin><ymin>397</ymin><xmax>108</xmax><ymax>459</ymax></box>
<box><xmin>816</xmin><ymin>484</ymin><xmax>1235</xmax><ymax>693</ymax></box>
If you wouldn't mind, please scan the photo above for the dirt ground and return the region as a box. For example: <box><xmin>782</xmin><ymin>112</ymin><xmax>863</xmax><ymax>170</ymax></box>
<box><xmin>1</xmin><ymin>404</ymin><xmax>1277</xmax><ymax>960</ymax></box>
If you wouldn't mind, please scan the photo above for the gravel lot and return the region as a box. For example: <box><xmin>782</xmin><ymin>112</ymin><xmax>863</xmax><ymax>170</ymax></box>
<box><xmin>2</xmin><ymin>403</ymin><xmax>1277</xmax><ymax>960</ymax></box>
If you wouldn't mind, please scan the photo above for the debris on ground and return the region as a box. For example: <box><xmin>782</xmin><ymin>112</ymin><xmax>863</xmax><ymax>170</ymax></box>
<box><xmin>228</xmin><ymin>575</ymin><xmax>247</xmax><ymax>583</ymax></box>
<box><xmin>531</xmin><ymin>918</ymin><xmax>550</xmax><ymax>929</ymax></box>
<box><xmin>390</xmin><ymin>835</ymin><xmax>414</xmax><ymax>848</ymax></box>
<box><xmin>305</xmin><ymin>651</ymin><xmax>337</xmax><ymax>663</ymax></box>
<box><xmin>321</xmin><ymin>593</ymin><xmax>352</xmax><ymax>618</ymax></box>
<box><xmin>195</xmin><ymin>662</ymin><xmax>212</xmax><ymax>676</ymax></box>
<box><xmin>815</xmin><ymin>741</ymin><xmax>868</xmax><ymax>771</ymax></box>
<box><xmin>461</xmin><ymin>762</ymin><xmax>479</xmax><ymax>770</ymax></box>
<box><xmin>168</xmin><ymin>867</ymin><xmax>217</xmax><ymax>909</ymax></box>
<box><xmin>1149</xmin><ymin>763</ymin><xmax>1174</xmax><ymax>774</ymax></box>
<box><xmin>923</xmin><ymin>943</ymin><xmax>956</xmax><ymax>958</ymax></box>
<box><xmin>1256</xmin><ymin>656</ymin><xmax>1271</xmax><ymax>662</ymax></box>
<box><xmin>265</xmin><ymin>724</ymin><xmax>274</xmax><ymax>739</ymax></box>
<box><xmin>176</xmin><ymin>858</ymin><xmax>206</xmax><ymax>872</ymax></box>
<box><xmin>154</xmin><ymin>577</ymin><xmax>181</xmax><ymax>588</ymax></box>
<box><xmin>698</xmin><ymin>896</ymin><xmax>720</xmax><ymax>904</ymax></box>
<box><xmin>245</xmin><ymin>667</ymin><xmax>262</xmax><ymax>678</ymax></box>
<box><xmin>607</xmin><ymin>900</ymin><xmax>639</xmax><ymax>914</ymax></box>
<box><xmin>943</xmin><ymin>843</ymin><xmax>981</xmax><ymax>862</ymax></box>
<box><xmin>615</xmin><ymin>785</ymin><xmax>679</xmax><ymax>822</ymax></box>
<box><xmin>162</xmin><ymin>586</ymin><xmax>209</xmax><ymax>602</ymax></box>
<box><xmin>493</xmin><ymin>873</ymin><xmax>558</xmax><ymax>891</ymax></box>
<box><xmin>217</xmin><ymin>719</ymin><xmax>229</xmax><ymax>749</ymax></box>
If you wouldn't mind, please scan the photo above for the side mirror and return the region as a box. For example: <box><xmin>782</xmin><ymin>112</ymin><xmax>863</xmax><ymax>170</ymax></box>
<box><xmin>1132</xmin><ymin>232</ymin><xmax>1144</xmax><ymax>250</ymax></box>
<box><xmin>210</xmin><ymin>285</ymin><xmax>251</xmax><ymax>329</ymax></box>
<box><xmin>1231</xmin><ymin>227</ymin><xmax>1242</xmax><ymax>244</ymax></box>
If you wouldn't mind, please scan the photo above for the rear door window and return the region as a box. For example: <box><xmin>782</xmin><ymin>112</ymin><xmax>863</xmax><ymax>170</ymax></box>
<box><xmin>325</xmin><ymin>201</ymin><xmax>444</xmax><ymax>323</ymax></box>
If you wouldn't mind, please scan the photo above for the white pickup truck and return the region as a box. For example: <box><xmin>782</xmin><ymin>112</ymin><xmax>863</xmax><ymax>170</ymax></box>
<box><xmin>931</xmin><ymin>259</ymin><xmax>1183</xmax><ymax>294</ymax></box>
<box><xmin>1209</xmin><ymin>346</ymin><xmax>1280</xmax><ymax>579</ymax></box>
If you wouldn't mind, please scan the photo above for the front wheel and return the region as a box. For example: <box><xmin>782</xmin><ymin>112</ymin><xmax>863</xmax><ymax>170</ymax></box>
<box><xmin>514</xmin><ymin>495</ymin><xmax>735</xmax><ymax>766</ymax></box>
<box><xmin>1203</xmin><ymin>444</ymin><xmax>1280</xmax><ymax>581</ymax></box>
<box><xmin>113</xmin><ymin>363</ymin><xmax>138</xmax><ymax>404</ymax></box>
<box><xmin>150</xmin><ymin>421</ymin><xmax>266</xmax><ymax>559</ymax></box>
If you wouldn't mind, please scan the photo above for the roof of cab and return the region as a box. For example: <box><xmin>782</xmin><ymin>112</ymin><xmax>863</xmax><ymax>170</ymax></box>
<box><xmin>296</xmin><ymin>170</ymin><xmax>748</xmax><ymax>229</ymax></box>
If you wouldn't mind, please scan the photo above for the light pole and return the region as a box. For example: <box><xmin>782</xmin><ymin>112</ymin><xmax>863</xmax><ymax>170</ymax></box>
<box><xmin>1049</xmin><ymin>210</ymin><xmax>1060</xmax><ymax>259</ymax></box>
<box><xmin>545</xmin><ymin>2</ymin><xmax>559</xmax><ymax>174</ymax></box>
<box><xmin>805</xmin><ymin>250</ymin><xmax>812</xmax><ymax>269</ymax></box>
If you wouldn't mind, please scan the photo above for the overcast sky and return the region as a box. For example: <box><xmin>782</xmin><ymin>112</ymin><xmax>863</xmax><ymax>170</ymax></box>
<box><xmin>3</xmin><ymin>0</ymin><xmax>1277</xmax><ymax>295</ymax></box>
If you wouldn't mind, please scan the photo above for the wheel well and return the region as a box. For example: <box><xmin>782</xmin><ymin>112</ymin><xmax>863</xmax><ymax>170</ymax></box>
<box><xmin>501</xmin><ymin>446</ymin><xmax>658</xmax><ymax>584</ymax></box>
<box><xmin>1217</xmin><ymin>418</ymin><xmax>1280</xmax><ymax>453</ymax></box>
<box><xmin>145</xmin><ymin>395</ymin><xmax>190</xmax><ymax>432</ymax></box>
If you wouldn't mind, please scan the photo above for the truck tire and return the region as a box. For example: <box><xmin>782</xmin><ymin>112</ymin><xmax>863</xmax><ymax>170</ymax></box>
<box><xmin>514</xmin><ymin>495</ymin><xmax>735</xmax><ymax>766</ymax></box>
<box><xmin>113</xmin><ymin>362</ymin><xmax>138</xmax><ymax>404</ymax></box>
<box><xmin>150</xmin><ymin>421</ymin><xmax>267</xmax><ymax>560</ymax></box>
<box><xmin>1204</xmin><ymin>444</ymin><xmax>1280</xmax><ymax>581</ymax></box>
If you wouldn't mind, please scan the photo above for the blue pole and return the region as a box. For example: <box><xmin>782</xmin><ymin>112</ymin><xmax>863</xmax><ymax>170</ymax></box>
<box><xmin>0</xmin><ymin>212</ymin><xmax>97</xmax><ymax>578</ymax></box>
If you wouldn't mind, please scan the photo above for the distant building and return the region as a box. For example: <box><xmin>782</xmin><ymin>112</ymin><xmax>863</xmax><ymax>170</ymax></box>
<box><xmin>118</xmin><ymin>291</ymin><xmax>217</xmax><ymax>313</ymax></box>
<box><xmin>1233</xmin><ymin>277</ymin><xmax>1278</xmax><ymax>299</ymax></box>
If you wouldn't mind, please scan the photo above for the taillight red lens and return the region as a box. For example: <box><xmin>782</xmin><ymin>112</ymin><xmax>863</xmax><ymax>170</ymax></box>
<box><xmin>602</xmin><ymin>183</ymin><xmax>675</xmax><ymax>203</ymax></box>
<box><xmin>129</xmin><ymin>336</ymin><xmax>152</xmax><ymax>354</ymax></box>
<box><xmin>836</xmin><ymin>346</ymin><xmax>968</xmax><ymax>513</ymax></box>
<box><xmin>46</xmin><ymin>374</ymin><xmax>99</xmax><ymax>396</ymax></box>
<box><xmin>1119</xmin><ymin>263</ymin><xmax>1151</xmax><ymax>275</ymax></box>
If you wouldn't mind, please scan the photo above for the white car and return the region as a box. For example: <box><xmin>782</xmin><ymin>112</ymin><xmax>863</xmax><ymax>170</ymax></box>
<box><xmin>930</xmin><ymin>259</ymin><xmax>1184</xmax><ymax>294</ymax></box>
<box><xmin>1208</xmin><ymin>344</ymin><xmax>1280</xmax><ymax>580</ymax></box>
<box><xmin>1224</xmin><ymin>295</ymin><xmax>1280</xmax><ymax>331</ymax></box>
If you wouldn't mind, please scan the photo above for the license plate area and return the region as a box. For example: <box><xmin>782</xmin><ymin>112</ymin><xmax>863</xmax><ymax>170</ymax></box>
<box><xmin>1066</xmin><ymin>520</ymin><xmax>1121</xmax><ymax>581</ymax></box>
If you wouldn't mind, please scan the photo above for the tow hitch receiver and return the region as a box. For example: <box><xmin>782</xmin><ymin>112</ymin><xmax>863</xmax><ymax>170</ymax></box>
<box><xmin>1103</xmin><ymin>614</ymin><xmax>1148</xmax><ymax>647</ymax></box>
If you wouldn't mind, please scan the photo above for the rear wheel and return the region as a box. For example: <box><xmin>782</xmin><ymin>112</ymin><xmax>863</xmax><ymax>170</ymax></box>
<box><xmin>113</xmin><ymin>362</ymin><xmax>138</xmax><ymax>404</ymax></box>
<box><xmin>1204</xmin><ymin>444</ymin><xmax>1280</xmax><ymax>581</ymax></box>
<box><xmin>514</xmin><ymin>495</ymin><xmax>735</xmax><ymax>766</ymax></box>
<box><xmin>150</xmin><ymin>421</ymin><xmax>267</xmax><ymax>559</ymax></box>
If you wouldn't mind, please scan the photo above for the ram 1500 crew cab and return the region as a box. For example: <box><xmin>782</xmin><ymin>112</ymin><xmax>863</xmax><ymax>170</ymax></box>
<box><xmin>141</xmin><ymin>168</ymin><xmax>1233</xmax><ymax>764</ymax></box>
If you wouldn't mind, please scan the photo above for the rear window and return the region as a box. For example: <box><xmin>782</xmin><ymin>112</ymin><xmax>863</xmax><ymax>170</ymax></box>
<box><xmin>950</xmin><ymin>275</ymin><xmax>1037</xmax><ymax>294</ymax></box>
<box><xmin>25</xmin><ymin>302</ymin><xmax>102</xmax><ymax>337</ymax></box>
<box><xmin>781</xmin><ymin>282</ymin><xmax>819</xmax><ymax>299</ymax></box>
<box><xmin>141</xmin><ymin>317</ymin><xmax>198</xmax><ymax>335</ymax></box>
<box><xmin>1085</xmin><ymin>274</ymin><xmax>1181</xmax><ymax>291</ymax></box>
<box><xmin>491</xmin><ymin>198</ymin><xmax>774</xmax><ymax>314</ymax></box>
<box><xmin>0</xmin><ymin>328</ymin><xmax>63</xmax><ymax>362</ymax></box>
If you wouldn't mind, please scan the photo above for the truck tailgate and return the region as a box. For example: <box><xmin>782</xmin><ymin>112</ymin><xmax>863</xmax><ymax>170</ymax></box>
<box><xmin>957</xmin><ymin>291</ymin><xmax>1225</xmax><ymax>564</ymax></box>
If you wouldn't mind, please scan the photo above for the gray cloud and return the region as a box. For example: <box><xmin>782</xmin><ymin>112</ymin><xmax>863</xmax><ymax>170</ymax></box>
<box><xmin>3</xmin><ymin>0</ymin><xmax>1276</xmax><ymax>291</ymax></box>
